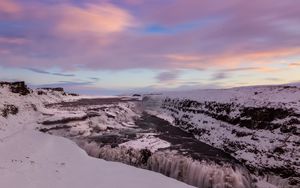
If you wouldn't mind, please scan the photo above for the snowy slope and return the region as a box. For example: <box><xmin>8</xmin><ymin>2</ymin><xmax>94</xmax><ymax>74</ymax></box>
<box><xmin>0</xmin><ymin>130</ymin><xmax>193</xmax><ymax>188</ymax></box>
<box><xmin>0</xmin><ymin>83</ymin><xmax>192</xmax><ymax>188</ymax></box>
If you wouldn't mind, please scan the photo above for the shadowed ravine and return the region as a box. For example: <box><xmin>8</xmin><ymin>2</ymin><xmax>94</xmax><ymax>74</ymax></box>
<box><xmin>40</xmin><ymin>98</ymin><xmax>254</xmax><ymax>188</ymax></box>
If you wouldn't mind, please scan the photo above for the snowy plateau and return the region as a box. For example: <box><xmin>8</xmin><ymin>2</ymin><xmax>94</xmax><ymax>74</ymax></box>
<box><xmin>0</xmin><ymin>81</ymin><xmax>299</xmax><ymax>188</ymax></box>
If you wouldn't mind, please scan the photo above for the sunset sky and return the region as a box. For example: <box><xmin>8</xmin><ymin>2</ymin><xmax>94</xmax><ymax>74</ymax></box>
<box><xmin>1</xmin><ymin>0</ymin><xmax>300</xmax><ymax>94</ymax></box>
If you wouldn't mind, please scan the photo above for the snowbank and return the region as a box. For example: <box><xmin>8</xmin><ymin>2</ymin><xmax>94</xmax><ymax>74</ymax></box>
<box><xmin>0</xmin><ymin>130</ymin><xmax>192</xmax><ymax>188</ymax></box>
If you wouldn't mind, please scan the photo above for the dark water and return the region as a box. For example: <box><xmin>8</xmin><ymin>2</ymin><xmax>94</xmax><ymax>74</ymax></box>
<box><xmin>43</xmin><ymin>98</ymin><xmax>254</xmax><ymax>188</ymax></box>
<box><xmin>136</xmin><ymin>113</ymin><xmax>239</xmax><ymax>164</ymax></box>
<box><xmin>49</xmin><ymin>97</ymin><xmax>240</xmax><ymax>165</ymax></box>
<box><xmin>88</xmin><ymin>111</ymin><xmax>253</xmax><ymax>188</ymax></box>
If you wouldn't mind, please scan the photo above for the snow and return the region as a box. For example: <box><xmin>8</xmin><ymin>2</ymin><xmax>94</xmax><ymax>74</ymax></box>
<box><xmin>2</xmin><ymin>83</ymin><xmax>299</xmax><ymax>188</ymax></box>
<box><xmin>161</xmin><ymin>85</ymin><xmax>300</xmax><ymax>109</ymax></box>
<box><xmin>120</xmin><ymin>134</ymin><xmax>171</xmax><ymax>152</ymax></box>
<box><xmin>0</xmin><ymin>85</ymin><xmax>192</xmax><ymax>188</ymax></box>
<box><xmin>0</xmin><ymin>130</ymin><xmax>192</xmax><ymax>188</ymax></box>
<box><xmin>143</xmin><ymin>85</ymin><xmax>300</xmax><ymax>188</ymax></box>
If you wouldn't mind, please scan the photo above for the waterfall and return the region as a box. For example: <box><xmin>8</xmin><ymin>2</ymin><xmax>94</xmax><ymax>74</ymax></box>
<box><xmin>148</xmin><ymin>152</ymin><xmax>253</xmax><ymax>188</ymax></box>
<box><xmin>79</xmin><ymin>142</ymin><xmax>254</xmax><ymax>188</ymax></box>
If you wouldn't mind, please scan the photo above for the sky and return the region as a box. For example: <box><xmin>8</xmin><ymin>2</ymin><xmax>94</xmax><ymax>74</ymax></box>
<box><xmin>1</xmin><ymin>0</ymin><xmax>300</xmax><ymax>94</ymax></box>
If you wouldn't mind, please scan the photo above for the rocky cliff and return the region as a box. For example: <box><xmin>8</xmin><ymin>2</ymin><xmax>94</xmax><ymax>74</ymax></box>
<box><xmin>145</xmin><ymin>85</ymin><xmax>300</xmax><ymax>188</ymax></box>
<box><xmin>0</xmin><ymin>81</ymin><xmax>31</xmax><ymax>95</ymax></box>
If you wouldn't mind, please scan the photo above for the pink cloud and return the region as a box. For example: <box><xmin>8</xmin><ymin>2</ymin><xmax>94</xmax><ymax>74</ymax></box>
<box><xmin>55</xmin><ymin>4</ymin><xmax>136</xmax><ymax>36</ymax></box>
<box><xmin>0</xmin><ymin>0</ymin><xmax>300</xmax><ymax>74</ymax></box>
<box><xmin>0</xmin><ymin>37</ymin><xmax>28</xmax><ymax>45</ymax></box>
<box><xmin>0</xmin><ymin>0</ymin><xmax>21</xmax><ymax>16</ymax></box>
<box><xmin>124</xmin><ymin>0</ymin><xmax>144</xmax><ymax>5</ymax></box>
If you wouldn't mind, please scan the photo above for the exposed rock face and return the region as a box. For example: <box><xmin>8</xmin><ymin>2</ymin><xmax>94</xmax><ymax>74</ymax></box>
<box><xmin>0</xmin><ymin>81</ymin><xmax>31</xmax><ymax>95</ymax></box>
<box><xmin>1</xmin><ymin>104</ymin><xmax>18</xmax><ymax>118</ymax></box>
<box><xmin>40</xmin><ymin>87</ymin><xmax>64</xmax><ymax>92</ymax></box>
<box><xmin>162</xmin><ymin>98</ymin><xmax>300</xmax><ymax>135</ymax></box>
<box><xmin>37</xmin><ymin>87</ymin><xmax>78</xmax><ymax>96</ymax></box>
<box><xmin>38</xmin><ymin>87</ymin><xmax>67</xmax><ymax>96</ymax></box>
<box><xmin>143</xmin><ymin>86</ymin><xmax>300</xmax><ymax>188</ymax></box>
<box><xmin>160</xmin><ymin>98</ymin><xmax>300</xmax><ymax>187</ymax></box>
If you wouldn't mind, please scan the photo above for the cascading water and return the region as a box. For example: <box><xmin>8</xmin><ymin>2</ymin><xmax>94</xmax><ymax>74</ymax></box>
<box><xmin>80</xmin><ymin>142</ymin><xmax>254</xmax><ymax>188</ymax></box>
<box><xmin>148</xmin><ymin>152</ymin><xmax>253</xmax><ymax>188</ymax></box>
<box><xmin>41</xmin><ymin>97</ymin><xmax>255</xmax><ymax>188</ymax></box>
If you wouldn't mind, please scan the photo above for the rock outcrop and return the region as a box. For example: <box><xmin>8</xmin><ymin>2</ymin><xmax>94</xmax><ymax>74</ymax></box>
<box><xmin>0</xmin><ymin>104</ymin><xmax>18</xmax><ymax>118</ymax></box>
<box><xmin>144</xmin><ymin>86</ymin><xmax>300</xmax><ymax>188</ymax></box>
<box><xmin>0</xmin><ymin>81</ymin><xmax>31</xmax><ymax>95</ymax></box>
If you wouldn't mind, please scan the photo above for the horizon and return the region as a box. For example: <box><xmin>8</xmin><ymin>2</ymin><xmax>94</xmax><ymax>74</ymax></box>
<box><xmin>1</xmin><ymin>0</ymin><xmax>300</xmax><ymax>94</ymax></box>
<box><xmin>2</xmin><ymin>79</ymin><xmax>300</xmax><ymax>96</ymax></box>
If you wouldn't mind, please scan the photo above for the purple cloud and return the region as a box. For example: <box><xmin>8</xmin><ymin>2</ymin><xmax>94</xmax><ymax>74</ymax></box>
<box><xmin>25</xmin><ymin>68</ymin><xmax>75</xmax><ymax>77</ymax></box>
<box><xmin>0</xmin><ymin>0</ymin><xmax>300</xmax><ymax>73</ymax></box>
<box><xmin>155</xmin><ymin>71</ymin><xmax>181</xmax><ymax>82</ymax></box>
<box><xmin>211</xmin><ymin>72</ymin><xmax>228</xmax><ymax>81</ymax></box>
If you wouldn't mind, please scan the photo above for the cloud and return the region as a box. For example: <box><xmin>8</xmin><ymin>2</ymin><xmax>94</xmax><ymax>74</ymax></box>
<box><xmin>265</xmin><ymin>77</ymin><xmax>281</xmax><ymax>81</ymax></box>
<box><xmin>0</xmin><ymin>37</ymin><xmax>28</xmax><ymax>45</ymax></box>
<box><xmin>165</xmin><ymin>54</ymin><xmax>204</xmax><ymax>62</ymax></box>
<box><xmin>51</xmin><ymin>72</ymin><xmax>75</xmax><ymax>77</ymax></box>
<box><xmin>155</xmin><ymin>71</ymin><xmax>181</xmax><ymax>82</ymax></box>
<box><xmin>211</xmin><ymin>72</ymin><xmax>228</xmax><ymax>81</ymax></box>
<box><xmin>55</xmin><ymin>4</ymin><xmax>136</xmax><ymax>36</ymax></box>
<box><xmin>221</xmin><ymin>67</ymin><xmax>260</xmax><ymax>72</ymax></box>
<box><xmin>215</xmin><ymin>66</ymin><xmax>279</xmax><ymax>74</ymax></box>
<box><xmin>25</xmin><ymin>68</ymin><xmax>50</xmax><ymax>74</ymax></box>
<box><xmin>0</xmin><ymin>0</ymin><xmax>300</xmax><ymax>76</ymax></box>
<box><xmin>33</xmin><ymin>81</ymin><xmax>94</xmax><ymax>89</ymax></box>
<box><xmin>89</xmin><ymin>77</ymin><xmax>101</xmax><ymax>81</ymax></box>
<box><xmin>289</xmin><ymin>62</ymin><xmax>300</xmax><ymax>67</ymax></box>
<box><xmin>0</xmin><ymin>0</ymin><xmax>21</xmax><ymax>15</ymax></box>
<box><xmin>124</xmin><ymin>0</ymin><xmax>144</xmax><ymax>5</ymax></box>
<box><xmin>25</xmin><ymin>68</ymin><xmax>75</xmax><ymax>77</ymax></box>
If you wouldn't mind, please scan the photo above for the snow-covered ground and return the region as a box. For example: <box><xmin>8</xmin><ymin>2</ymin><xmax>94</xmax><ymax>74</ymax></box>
<box><xmin>0</xmin><ymin>130</ymin><xmax>192</xmax><ymax>188</ymax></box>
<box><xmin>0</xmin><ymin>82</ymin><xmax>257</xmax><ymax>188</ymax></box>
<box><xmin>0</xmin><ymin>83</ymin><xmax>193</xmax><ymax>188</ymax></box>
<box><xmin>144</xmin><ymin>85</ymin><xmax>300</xmax><ymax>188</ymax></box>
<box><xmin>3</xmin><ymin>82</ymin><xmax>299</xmax><ymax>188</ymax></box>
<box><xmin>160</xmin><ymin>85</ymin><xmax>300</xmax><ymax>110</ymax></box>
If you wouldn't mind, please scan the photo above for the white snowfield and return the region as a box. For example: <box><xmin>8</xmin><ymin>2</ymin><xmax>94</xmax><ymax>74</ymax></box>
<box><xmin>161</xmin><ymin>85</ymin><xmax>300</xmax><ymax>110</ymax></box>
<box><xmin>0</xmin><ymin>130</ymin><xmax>192</xmax><ymax>188</ymax></box>
<box><xmin>0</xmin><ymin>85</ymin><xmax>193</xmax><ymax>188</ymax></box>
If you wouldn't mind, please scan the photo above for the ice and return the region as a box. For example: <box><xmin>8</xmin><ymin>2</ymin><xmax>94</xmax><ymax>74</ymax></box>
<box><xmin>119</xmin><ymin>134</ymin><xmax>171</xmax><ymax>152</ymax></box>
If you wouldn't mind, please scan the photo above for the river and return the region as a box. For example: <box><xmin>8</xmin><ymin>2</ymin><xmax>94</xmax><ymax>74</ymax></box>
<box><xmin>41</xmin><ymin>97</ymin><xmax>254</xmax><ymax>188</ymax></box>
